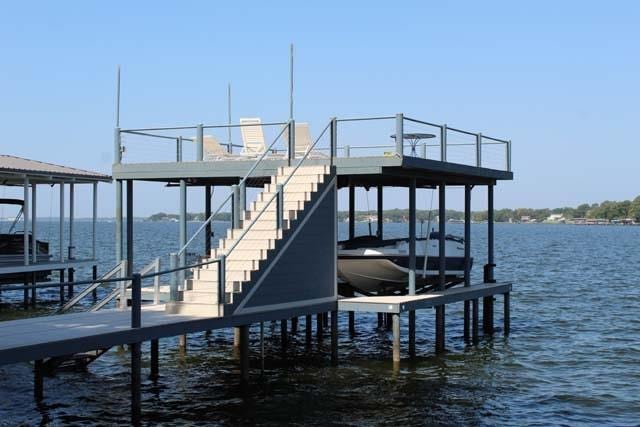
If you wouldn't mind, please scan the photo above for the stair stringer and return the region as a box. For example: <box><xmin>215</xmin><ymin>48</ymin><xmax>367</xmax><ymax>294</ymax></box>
<box><xmin>224</xmin><ymin>172</ymin><xmax>337</xmax><ymax>316</ymax></box>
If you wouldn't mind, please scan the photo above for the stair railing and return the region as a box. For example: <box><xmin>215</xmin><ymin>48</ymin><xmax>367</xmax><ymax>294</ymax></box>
<box><xmin>89</xmin><ymin>257</ymin><xmax>161</xmax><ymax>312</ymax></box>
<box><xmin>217</xmin><ymin>121</ymin><xmax>332</xmax><ymax>303</ymax></box>
<box><xmin>56</xmin><ymin>260</ymin><xmax>127</xmax><ymax>314</ymax></box>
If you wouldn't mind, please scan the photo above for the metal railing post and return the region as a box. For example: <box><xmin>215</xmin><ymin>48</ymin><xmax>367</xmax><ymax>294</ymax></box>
<box><xmin>507</xmin><ymin>140</ymin><xmax>512</xmax><ymax>172</ymax></box>
<box><xmin>288</xmin><ymin>119</ymin><xmax>296</xmax><ymax>166</ymax></box>
<box><xmin>114</xmin><ymin>127</ymin><xmax>121</xmax><ymax>164</ymax></box>
<box><xmin>395</xmin><ymin>113</ymin><xmax>404</xmax><ymax>156</ymax></box>
<box><xmin>153</xmin><ymin>258</ymin><xmax>161</xmax><ymax>305</ymax></box>
<box><xmin>276</xmin><ymin>184</ymin><xmax>284</xmax><ymax>230</ymax></box>
<box><xmin>344</xmin><ymin>145</ymin><xmax>351</xmax><ymax>158</ymax></box>
<box><xmin>218</xmin><ymin>255</ymin><xmax>226</xmax><ymax>305</ymax></box>
<box><xmin>330</xmin><ymin>117</ymin><xmax>337</xmax><ymax>164</ymax></box>
<box><xmin>119</xmin><ymin>260</ymin><xmax>128</xmax><ymax>309</ymax></box>
<box><xmin>239</xmin><ymin>181</ymin><xmax>246</xmax><ymax>216</ymax></box>
<box><xmin>476</xmin><ymin>133</ymin><xmax>482</xmax><ymax>167</ymax></box>
<box><xmin>131</xmin><ymin>273</ymin><xmax>141</xmax><ymax>328</ymax></box>
<box><xmin>441</xmin><ymin>124</ymin><xmax>447</xmax><ymax>162</ymax></box>
<box><xmin>169</xmin><ymin>253</ymin><xmax>179</xmax><ymax>302</ymax></box>
<box><xmin>196</xmin><ymin>124</ymin><xmax>204</xmax><ymax>161</ymax></box>
<box><xmin>421</xmin><ymin>142</ymin><xmax>427</xmax><ymax>159</ymax></box>
<box><xmin>177</xmin><ymin>137</ymin><xmax>183</xmax><ymax>162</ymax></box>
<box><xmin>232</xmin><ymin>184</ymin><xmax>241</xmax><ymax>229</ymax></box>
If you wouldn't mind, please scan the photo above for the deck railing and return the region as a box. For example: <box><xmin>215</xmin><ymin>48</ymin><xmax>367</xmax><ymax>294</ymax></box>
<box><xmin>116</xmin><ymin>114</ymin><xmax>511</xmax><ymax>172</ymax></box>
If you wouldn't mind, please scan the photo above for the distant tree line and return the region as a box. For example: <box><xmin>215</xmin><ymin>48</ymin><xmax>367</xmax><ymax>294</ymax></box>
<box><xmin>147</xmin><ymin>196</ymin><xmax>640</xmax><ymax>223</ymax></box>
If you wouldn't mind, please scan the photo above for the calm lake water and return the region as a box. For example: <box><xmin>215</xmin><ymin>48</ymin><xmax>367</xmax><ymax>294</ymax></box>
<box><xmin>1</xmin><ymin>221</ymin><xmax>639</xmax><ymax>426</ymax></box>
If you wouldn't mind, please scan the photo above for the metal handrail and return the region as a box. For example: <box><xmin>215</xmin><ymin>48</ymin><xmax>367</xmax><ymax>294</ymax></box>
<box><xmin>223</xmin><ymin>121</ymin><xmax>331</xmax><ymax>259</ymax></box>
<box><xmin>336</xmin><ymin>116</ymin><xmax>395</xmax><ymax>122</ymax></box>
<box><xmin>57</xmin><ymin>260</ymin><xmax>127</xmax><ymax>313</ymax></box>
<box><xmin>176</xmin><ymin>123</ymin><xmax>290</xmax><ymax>257</ymax></box>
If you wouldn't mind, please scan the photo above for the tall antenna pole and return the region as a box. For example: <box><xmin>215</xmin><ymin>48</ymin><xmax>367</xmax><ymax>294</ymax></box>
<box><xmin>116</xmin><ymin>65</ymin><xmax>121</xmax><ymax>127</ymax></box>
<box><xmin>227</xmin><ymin>82</ymin><xmax>232</xmax><ymax>152</ymax></box>
<box><xmin>289</xmin><ymin>43</ymin><xmax>294</xmax><ymax>120</ymax></box>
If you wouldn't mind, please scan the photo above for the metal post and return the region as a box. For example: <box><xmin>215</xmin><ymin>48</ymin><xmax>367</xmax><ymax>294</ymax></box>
<box><xmin>344</xmin><ymin>145</ymin><xmax>350</xmax><ymax>158</ymax></box>
<box><xmin>409</xmin><ymin>178</ymin><xmax>416</xmax><ymax>295</ymax></box>
<box><xmin>348</xmin><ymin>311</ymin><xmax>355</xmax><ymax>335</ymax></box>
<box><xmin>115</xmin><ymin>180</ymin><xmax>122</xmax><ymax>262</ymax></box>
<box><xmin>196</xmin><ymin>124</ymin><xmax>204</xmax><ymax>161</ymax></box>
<box><xmin>59</xmin><ymin>269</ymin><xmax>65</xmax><ymax>304</ymax></box>
<box><xmin>150</xmin><ymin>339</ymin><xmax>159</xmax><ymax>381</ymax></box>
<box><xmin>506</xmin><ymin>140</ymin><xmax>512</xmax><ymax>172</ymax></box>
<box><xmin>436</xmin><ymin>181</ymin><xmax>446</xmax><ymax>353</ymax></box>
<box><xmin>218</xmin><ymin>255</ymin><xmax>226</xmax><ymax>305</ymax></box>
<box><xmin>348</xmin><ymin>182</ymin><xmax>355</xmax><ymax>240</ymax></box>
<box><xmin>330</xmin><ymin>117</ymin><xmax>337</xmax><ymax>162</ymax></box>
<box><xmin>395</xmin><ymin>113</ymin><xmax>404</xmax><ymax>156</ymax></box>
<box><xmin>441</xmin><ymin>124</ymin><xmax>447</xmax><ymax>162</ymax></box>
<box><xmin>176</xmin><ymin>136</ymin><xmax>183</xmax><ymax>162</ymax></box>
<box><xmin>281</xmin><ymin>319</ymin><xmax>288</xmax><ymax>351</ymax></box>
<box><xmin>132</xmin><ymin>273</ymin><xmax>141</xmax><ymax>328</ymax></box>
<box><xmin>288</xmin><ymin>119</ymin><xmax>295</xmax><ymax>165</ymax></box>
<box><xmin>289</xmin><ymin>43</ymin><xmax>294</xmax><ymax>119</ymax></box>
<box><xmin>305</xmin><ymin>314</ymin><xmax>312</xmax><ymax>345</ymax></box>
<box><xmin>316</xmin><ymin>312</ymin><xmax>323</xmax><ymax>340</ymax></box>
<box><xmin>31</xmin><ymin>184</ymin><xmax>37</xmax><ymax>265</ymax></box>
<box><xmin>205</xmin><ymin>185</ymin><xmax>212</xmax><ymax>255</ymax></box>
<box><xmin>239</xmin><ymin>325</ymin><xmax>249</xmax><ymax>386</ymax></box>
<box><xmin>92</xmin><ymin>182</ymin><xmax>97</xmax><ymax>260</ymax></box>
<box><xmin>227</xmin><ymin>83</ymin><xmax>233</xmax><ymax>153</ymax></box>
<box><xmin>69</xmin><ymin>183</ymin><xmax>74</xmax><ymax>261</ymax></box>
<box><xmin>488</xmin><ymin>184</ymin><xmax>495</xmax><ymax>282</ymax></box>
<box><xmin>291</xmin><ymin>317</ymin><xmax>298</xmax><ymax>334</ymax></box>
<box><xmin>23</xmin><ymin>177</ymin><xmax>29</xmax><ymax>266</ymax></box>
<box><xmin>331</xmin><ymin>310</ymin><xmax>338</xmax><ymax>366</ymax></box>
<box><xmin>464</xmin><ymin>184</ymin><xmax>472</xmax><ymax>342</ymax></box>
<box><xmin>59</xmin><ymin>182</ymin><xmax>64</xmax><ymax>262</ymax></box>
<box><xmin>114</xmin><ymin>127</ymin><xmax>122</xmax><ymax>165</ymax></box>
<box><xmin>472</xmin><ymin>298</ymin><xmax>479</xmax><ymax>344</ymax></box>
<box><xmin>260</xmin><ymin>322</ymin><xmax>265</xmax><ymax>375</ymax></box>
<box><xmin>504</xmin><ymin>292</ymin><xmax>510</xmax><ymax>335</ymax></box>
<box><xmin>169</xmin><ymin>253</ymin><xmax>179</xmax><ymax>302</ymax></box>
<box><xmin>377</xmin><ymin>185</ymin><xmax>383</xmax><ymax>238</ymax></box>
<box><xmin>232</xmin><ymin>184</ymin><xmax>240</xmax><ymax>229</ymax></box>
<box><xmin>92</xmin><ymin>265</ymin><xmax>98</xmax><ymax>300</ymax></box>
<box><xmin>275</xmin><ymin>184</ymin><xmax>284</xmax><ymax>230</ymax></box>
<box><xmin>392</xmin><ymin>313</ymin><xmax>400</xmax><ymax>363</ymax></box>
<box><xmin>34</xmin><ymin>359</ymin><xmax>44</xmax><ymax>401</ymax></box>
<box><xmin>476</xmin><ymin>133</ymin><xmax>482</xmax><ymax>167</ymax></box>
<box><xmin>179</xmin><ymin>180</ymin><xmax>187</xmax><ymax>284</ymax></box>
<box><xmin>126</xmin><ymin>180</ymin><xmax>133</xmax><ymax>276</ymax></box>
<box><xmin>421</xmin><ymin>142</ymin><xmax>427</xmax><ymax>159</ymax></box>
<box><xmin>408</xmin><ymin>310</ymin><xmax>416</xmax><ymax>358</ymax></box>
<box><xmin>239</xmin><ymin>181</ymin><xmax>246</xmax><ymax>216</ymax></box>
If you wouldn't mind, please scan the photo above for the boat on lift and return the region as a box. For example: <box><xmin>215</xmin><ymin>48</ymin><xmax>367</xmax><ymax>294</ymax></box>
<box><xmin>337</xmin><ymin>232</ymin><xmax>470</xmax><ymax>294</ymax></box>
<box><xmin>0</xmin><ymin>198</ymin><xmax>51</xmax><ymax>284</ymax></box>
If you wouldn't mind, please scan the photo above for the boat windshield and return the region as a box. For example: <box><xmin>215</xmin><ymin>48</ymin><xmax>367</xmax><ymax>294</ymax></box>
<box><xmin>0</xmin><ymin>199</ymin><xmax>25</xmax><ymax>234</ymax></box>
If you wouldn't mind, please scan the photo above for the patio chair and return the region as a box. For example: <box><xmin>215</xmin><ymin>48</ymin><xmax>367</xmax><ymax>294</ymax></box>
<box><xmin>239</xmin><ymin>118</ymin><xmax>267</xmax><ymax>156</ymax></box>
<box><xmin>282</xmin><ymin>122</ymin><xmax>328</xmax><ymax>158</ymax></box>
<box><xmin>203</xmin><ymin>135</ymin><xmax>231</xmax><ymax>160</ymax></box>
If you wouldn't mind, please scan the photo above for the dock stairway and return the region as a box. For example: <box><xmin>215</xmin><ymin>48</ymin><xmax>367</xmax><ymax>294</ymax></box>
<box><xmin>166</xmin><ymin>164</ymin><xmax>335</xmax><ymax>316</ymax></box>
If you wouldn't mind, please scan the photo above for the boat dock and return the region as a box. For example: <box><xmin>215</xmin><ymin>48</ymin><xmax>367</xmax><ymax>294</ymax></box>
<box><xmin>0</xmin><ymin>107</ymin><xmax>513</xmax><ymax>423</ymax></box>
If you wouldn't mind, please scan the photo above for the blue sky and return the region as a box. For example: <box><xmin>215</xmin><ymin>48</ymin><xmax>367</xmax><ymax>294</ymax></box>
<box><xmin>1</xmin><ymin>1</ymin><xmax>638</xmax><ymax>216</ymax></box>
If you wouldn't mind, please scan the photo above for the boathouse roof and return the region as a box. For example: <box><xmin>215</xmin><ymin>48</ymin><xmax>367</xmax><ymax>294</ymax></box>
<box><xmin>0</xmin><ymin>154</ymin><xmax>111</xmax><ymax>185</ymax></box>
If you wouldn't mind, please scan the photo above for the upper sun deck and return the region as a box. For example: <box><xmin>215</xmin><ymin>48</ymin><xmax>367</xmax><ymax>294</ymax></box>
<box><xmin>112</xmin><ymin>114</ymin><xmax>512</xmax><ymax>188</ymax></box>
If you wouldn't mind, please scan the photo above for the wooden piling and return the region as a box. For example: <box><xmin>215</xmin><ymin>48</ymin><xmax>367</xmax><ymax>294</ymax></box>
<box><xmin>92</xmin><ymin>265</ymin><xmax>98</xmax><ymax>300</ymax></box>
<box><xmin>408</xmin><ymin>310</ymin><xmax>416</xmax><ymax>358</ymax></box>
<box><xmin>377</xmin><ymin>313</ymin><xmax>383</xmax><ymax>328</ymax></box>
<box><xmin>30</xmin><ymin>272</ymin><xmax>36</xmax><ymax>306</ymax></box>
<box><xmin>323</xmin><ymin>312</ymin><xmax>328</xmax><ymax>327</ymax></box>
<box><xmin>179</xmin><ymin>334</ymin><xmax>187</xmax><ymax>352</ymax></box>
<box><xmin>23</xmin><ymin>274</ymin><xmax>28</xmax><ymax>309</ymax></box>
<box><xmin>291</xmin><ymin>317</ymin><xmax>298</xmax><ymax>334</ymax></box>
<box><xmin>68</xmin><ymin>268</ymin><xmax>74</xmax><ymax>298</ymax></box>
<box><xmin>59</xmin><ymin>269</ymin><xmax>65</xmax><ymax>304</ymax></box>
<box><xmin>150</xmin><ymin>339</ymin><xmax>159</xmax><ymax>381</ymax></box>
<box><xmin>233</xmin><ymin>327</ymin><xmax>241</xmax><ymax>347</ymax></box>
<box><xmin>331</xmin><ymin>310</ymin><xmax>338</xmax><ymax>366</ymax></box>
<box><xmin>392</xmin><ymin>313</ymin><xmax>400</xmax><ymax>363</ymax></box>
<box><xmin>464</xmin><ymin>300</ymin><xmax>471</xmax><ymax>343</ymax></box>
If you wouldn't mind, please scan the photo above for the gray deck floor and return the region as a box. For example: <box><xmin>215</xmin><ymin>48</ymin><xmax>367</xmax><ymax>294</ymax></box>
<box><xmin>338</xmin><ymin>282</ymin><xmax>511</xmax><ymax>313</ymax></box>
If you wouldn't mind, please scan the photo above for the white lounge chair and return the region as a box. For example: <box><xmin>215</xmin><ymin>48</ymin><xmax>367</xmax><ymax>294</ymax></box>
<box><xmin>283</xmin><ymin>122</ymin><xmax>328</xmax><ymax>158</ymax></box>
<box><xmin>239</xmin><ymin>118</ymin><xmax>267</xmax><ymax>156</ymax></box>
<box><xmin>203</xmin><ymin>135</ymin><xmax>230</xmax><ymax>160</ymax></box>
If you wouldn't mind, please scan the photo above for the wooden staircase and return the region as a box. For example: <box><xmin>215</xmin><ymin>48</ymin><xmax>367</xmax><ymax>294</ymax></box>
<box><xmin>165</xmin><ymin>164</ymin><xmax>333</xmax><ymax>317</ymax></box>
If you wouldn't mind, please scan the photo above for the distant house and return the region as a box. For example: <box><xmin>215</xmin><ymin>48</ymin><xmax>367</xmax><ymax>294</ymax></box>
<box><xmin>520</xmin><ymin>215</ymin><xmax>531</xmax><ymax>223</ymax></box>
<box><xmin>546</xmin><ymin>214</ymin><xmax>565</xmax><ymax>223</ymax></box>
